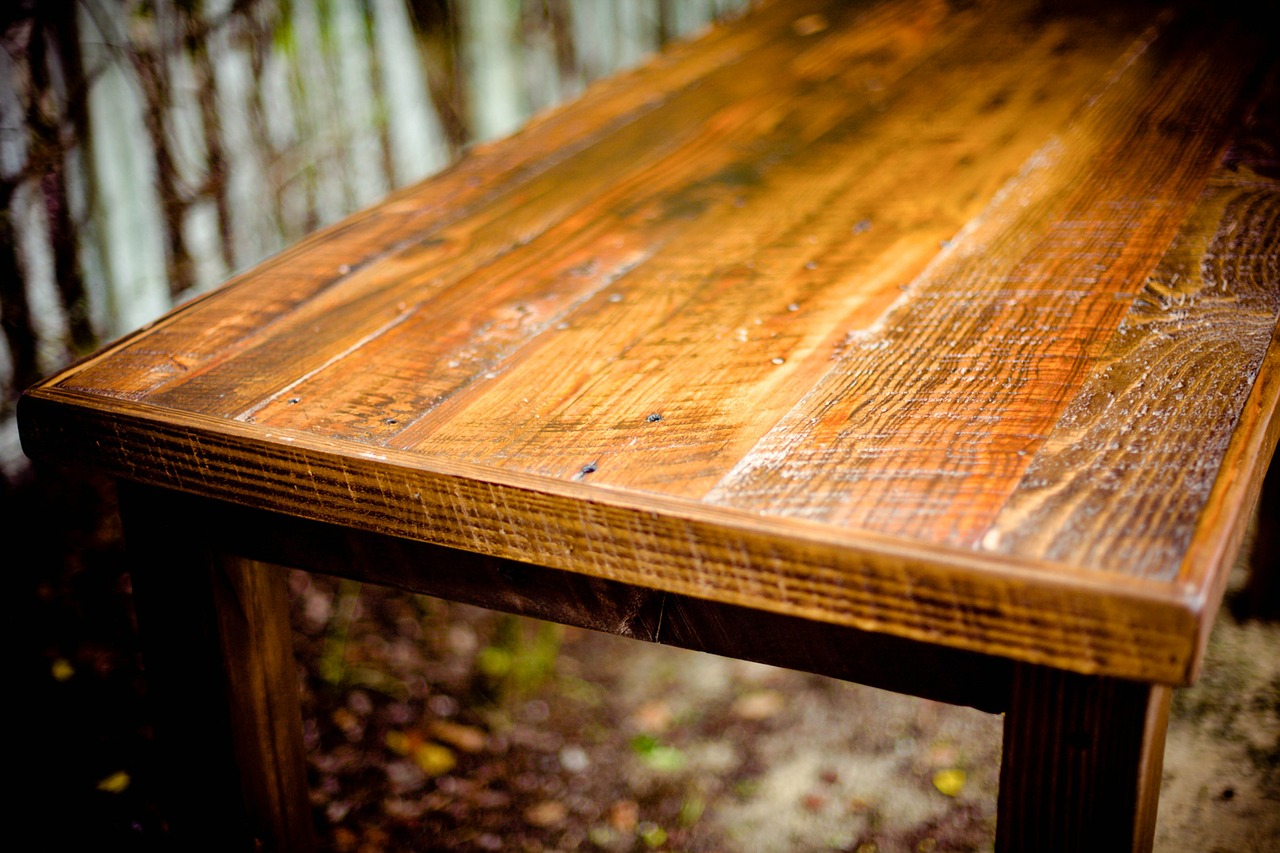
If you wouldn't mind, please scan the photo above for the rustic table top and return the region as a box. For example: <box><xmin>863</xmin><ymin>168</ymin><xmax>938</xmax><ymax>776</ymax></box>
<box><xmin>20</xmin><ymin>0</ymin><xmax>1279</xmax><ymax>687</ymax></box>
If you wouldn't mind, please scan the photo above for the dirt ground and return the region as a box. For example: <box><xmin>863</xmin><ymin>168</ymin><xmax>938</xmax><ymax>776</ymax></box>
<box><xmin>14</xmin><ymin>464</ymin><xmax>1280</xmax><ymax>851</ymax></box>
<box><xmin>286</xmin><ymin>565</ymin><xmax>1278</xmax><ymax>853</ymax></box>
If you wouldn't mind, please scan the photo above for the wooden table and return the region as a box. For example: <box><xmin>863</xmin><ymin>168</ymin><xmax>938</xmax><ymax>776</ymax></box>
<box><xmin>19</xmin><ymin>0</ymin><xmax>1279</xmax><ymax>849</ymax></box>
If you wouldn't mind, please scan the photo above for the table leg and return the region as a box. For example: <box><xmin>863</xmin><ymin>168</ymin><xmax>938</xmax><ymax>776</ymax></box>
<box><xmin>1238</xmin><ymin>459</ymin><xmax>1278</xmax><ymax>619</ymax></box>
<box><xmin>997</xmin><ymin>663</ymin><xmax>1170</xmax><ymax>853</ymax></box>
<box><xmin>121</xmin><ymin>484</ymin><xmax>315</xmax><ymax>851</ymax></box>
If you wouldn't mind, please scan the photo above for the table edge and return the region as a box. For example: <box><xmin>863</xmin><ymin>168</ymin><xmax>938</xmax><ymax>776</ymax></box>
<box><xmin>1176</xmin><ymin>325</ymin><xmax>1280</xmax><ymax>679</ymax></box>
<box><xmin>20</xmin><ymin>383</ymin><xmax>1210</xmax><ymax>685</ymax></box>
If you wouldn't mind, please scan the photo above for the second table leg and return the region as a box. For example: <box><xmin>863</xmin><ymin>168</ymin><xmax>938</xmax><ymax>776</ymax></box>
<box><xmin>997</xmin><ymin>662</ymin><xmax>1170</xmax><ymax>853</ymax></box>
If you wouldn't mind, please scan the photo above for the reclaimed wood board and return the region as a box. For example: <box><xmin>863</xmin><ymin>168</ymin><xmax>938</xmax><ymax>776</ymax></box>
<box><xmin>20</xmin><ymin>0</ymin><xmax>1280</xmax><ymax>686</ymax></box>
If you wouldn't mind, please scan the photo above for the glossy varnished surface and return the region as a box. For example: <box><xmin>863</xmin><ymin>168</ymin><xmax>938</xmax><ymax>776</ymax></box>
<box><xmin>20</xmin><ymin>0</ymin><xmax>1279</xmax><ymax>685</ymax></box>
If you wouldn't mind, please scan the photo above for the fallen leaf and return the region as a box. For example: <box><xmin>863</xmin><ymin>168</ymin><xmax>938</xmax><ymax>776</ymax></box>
<box><xmin>525</xmin><ymin>800</ymin><xmax>568</xmax><ymax>827</ymax></box>
<box><xmin>358</xmin><ymin>826</ymin><xmax>390</xmax><ymax>853</ymax></box>
<box><xmin>384</xmin><ymin>760</ymin><xmax>425</xmax><ymax>793</ymax></box>
<box><xmin>638</xmin><ymin>821</ymin><xmax>668</xmax><ymax>848</ymax></box>
<box><xmin>429</xmin><ymin>719</ymin><xmax>487</xmax><ymax>753</ymax></box>
<box><xmin>590</xmin><ymin>825</ymin><xmax>622</xmax><ymax>847</ymax></box>
<box><xmin>332</xmin><ymin>826</ymin><xmax>359</xmax><ymax>853</ymax></box>
<box><xmin>96</xmin><ymin>771</ymin><xmax>130</xmax><ymax>793</ymax></box>
<box><xmin>51</xmin><ymin>658</ymin><xmax>74</xmax><ymax>681</ymax></box>
<box><xmin>732</xmin><ymin>689</ymin><xmax>785</xmax><ymax>720</ymax></box>
<box><xmin>802</xmin><ymin>792</ymin><xmax>827</xmax><ymax>812</ymax></box>
<box><xmin>413</xmin><ymin>742</ymin><xmax>456</xmax><ymax>775</ymax></box>
<box><xmin>331</xmin><ymin>707</ymin><xmax>363</xmax><ymax>740</ymax></box>
<box><xmin>560</xmin><ymin>744</ymin><xmax>590</xmax><ymax>772</ymax></box>
<box><xmin>631</xmin><ymin>700</ymin><xmax>672</xmax><ymax>733</ymax></box>
<box><xmin>609</xmin><ymin>799</ymin><xmax>639</xmax><ymax>832</ymax></box>
<box><xmin>678</xmin><ymin>793</ymin><xmax>705</xmax><ymax>827</ymax></box>
<box><xmin>384</xmin><ymin>796</ymin><xmax>427</xmax><ymax>819</ymax></box>
<box><xmin>932</xmin><ymin>768</ymin><xmax>966</xmax><ymax>797</ymax></box>
<box><xmin>385</xmin><ymin>730</ymin><xmax>412</xmax><ymax>756</ymax></box>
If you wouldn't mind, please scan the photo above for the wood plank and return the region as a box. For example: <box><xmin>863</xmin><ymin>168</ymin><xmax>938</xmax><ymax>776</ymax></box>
<box><xmin>1173</xmin><ymin>77</ymin><xmax>1280</xmax><ymax>655</ymax></box>
<box><xmin>53</xmin><ymin>0</ymin><xmax>830</xmax><ymax>401</ymax></box>
<box><xmin>401</xmin><ymin>1</ymin><xmax>1156</xmax><ymax>493</ymax></box>
<box><xmin>996</xmin><ymin>664</ymin><xmax>1171</xmax><ymax>852</ymax></box>
<box><xmin>237</xmin><ymin>0</ymin><xmax>976</xmax><ymax>442</ymax></box>
<box><xmin>983</xmin><ymin>99</ymin><xmax>1280</xmax><ymax>578</ymax></box>
<box><xmin>20</xmin><ymin>390</ymin><xmax>1201</xmax><ymax>684</ymax></box>
<box><xmin>119</xmin><ymin>483</ymin><xmax>315</xmax><ymax>851</ymax></box>
<box><xmin>653</xmin><ymin>592</ymin><xmax>1012</xmax><ymax>712</ymax></box>
<box><xmin>136</xmin><ymin>487</ymin><xmax>1014</xmax><ymax>711</ymax></box>
<box><xmin>17</xmin><ymin>0</ymin><xmax>1275</xmax><ymax>687</ymax></box>
<box><xmin>708</xmin><ymin>10</ymin><xmax>1266</xmax><ymax>548</ymax></box>
<box><xmin>18</xmin><ymin>3</ymin><xmax>1278</xmax><ymax>846</ymax></box>
<box><xmin>59</xmin><ymin>0</ymin><xmax>962</xmax><ymax>416</ymax></box>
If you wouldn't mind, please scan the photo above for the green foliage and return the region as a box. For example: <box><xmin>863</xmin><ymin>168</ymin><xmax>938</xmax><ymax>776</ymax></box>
<box><xmin>273</xmin><ymin>0</ymin><xmax>297</xmax><ymax>59</ymax></box>
<box><xmin>317</xmin><ymin>579</ymin><xmax>408</xmax><ymax>698</ymax></box>
<box><xmin>629</xmin><ymin>733</ymin><xmax>687</xmax><ymax>772</ymax></box>
<box><xmin>637</xmin><ymin>821</ymin><xmax>668</xmax><ymax>847</ymax></box>
<box><xmin>476</xmin><ymin>614</ymin><xmax>563</xmax><ymax>702</ymax></box>
<box><xmin>678</xmin><ymin>792</ymin><xmax>705</xmax><ymax>827</ymax></box>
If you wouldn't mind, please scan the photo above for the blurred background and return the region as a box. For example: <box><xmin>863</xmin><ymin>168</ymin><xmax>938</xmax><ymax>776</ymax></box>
<box><xmin>3</xmin><ymin>2</ymin><xmax>1276</xmax><ymax>851</ymax></box>
<box><xmin>1</xmin><ymin>0</ymin><xmax>754</xmax><ymax>480</ymax></box>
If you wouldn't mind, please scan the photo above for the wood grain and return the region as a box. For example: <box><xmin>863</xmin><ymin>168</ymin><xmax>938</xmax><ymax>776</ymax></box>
<box><xmin>708</xmin><ymin>10</ymin><xmax>1266</xmax><ymax>546</ymax></box>
<box><xmin>123</xmin><ymin>486</ymin><xmax>1015</xmax><ymax>711</ymax></box>
<box><xmin>984</xmin><ymin>153</ymin><xmax>1280</xmax><ymax>578</ymax></box>
<box><xmin>120</xmin><ymin>484</ymin><xmax>315</xmax><ymax>851</ymax></box>
<box><xmin>56</xmin><ymin>0</ymin><xmax>843</xmax><ymax>399</ymax></box>
<box><xmin>18</xmin><ymin>0</ymin><xmax>1279</xmax><ymax>688</ymax></box>
<box><xmin>997</xmin><ymin>664</ymin><xmax>1170</xmax><ymax>853</ymax></box>
<box><xmin>401</xmin><ymin>1</ymin><xmax>1154</xmax><ymax>490</ymax></box>
<box><xmin>62</xmin><ymin>0</ymin><xmax>970</xmax><ymax>417</ymax></box>
<box><xmin>19</xmin><ymin>390</ymin><xmax>1201</xmax><ymax>684</ymax></box>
